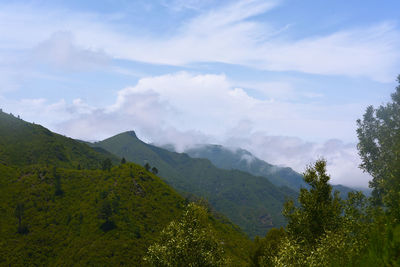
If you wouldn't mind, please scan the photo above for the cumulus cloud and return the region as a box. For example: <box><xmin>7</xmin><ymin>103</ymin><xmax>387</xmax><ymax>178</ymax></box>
<box><xmin>1</xmin><ymin>71</ymin><xmax>371</xmax><ymax>187</ymax></box>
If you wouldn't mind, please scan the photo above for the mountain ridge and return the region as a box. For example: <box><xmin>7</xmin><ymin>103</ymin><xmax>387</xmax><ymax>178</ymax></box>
<box><xmin>183</xmin><ymin>143</ymin><xmax>361</xmax><ymax>197</ymax></box>
<box><xmin>94</xmin><ymin>131</ymin><xmax>299</xmax><ymax>238</ymax></box>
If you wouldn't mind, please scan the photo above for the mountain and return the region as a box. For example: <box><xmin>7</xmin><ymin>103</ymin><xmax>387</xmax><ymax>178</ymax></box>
<box><xmin>0</xmin><ymin>111</ymin><xmax>119</xmax><ymax>169</ymax></box>
<box><xmin>0</xmin><ymin>112</ymin><xmax>251</xmax><ymax>266</ymax></box>
<box><xmin>185</xmin><ymin>144</ymin><xmax>306</xmax><ymax>190</ymax></box>
<box><xmin>94</xmin><ymin>131</ymin><xmax>298</xmax><ymax>238</ymax></box>
<box><xmin>184</xmin><ymin>144</ymin><xmax>358</xmax><ymax>198</ymax></box>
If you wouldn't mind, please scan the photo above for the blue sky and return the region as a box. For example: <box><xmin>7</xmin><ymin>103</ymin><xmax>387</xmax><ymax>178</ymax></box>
<box><xmin>1</xmin><ymin>0</ymin><xmax>399</xmax><ymax>187</ymax></box>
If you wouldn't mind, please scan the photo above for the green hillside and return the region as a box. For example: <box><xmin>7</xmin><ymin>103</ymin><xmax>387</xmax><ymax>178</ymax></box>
<box><xmin>0</xmin><ymin>111</ymin><xmax>118</xmax><ymax>169</ymax></box>
<box><xmin>185</xmin><ymin>144</ymin><xmax>357</xmax><ymax>198</ymax></box>
<box><xmin>0</xmin><ymin>113</ymin><xmax>251</xmax><ymax>266</ymax></box>
<box><xmin>94</xmin><ymin>131</ymin><xmax>298</xmax><ymax>238</ymax></box>
<box><xmin>185</xmin><ymin>144</ymin><xmax>305</xmax><ymax>190</ymax></box>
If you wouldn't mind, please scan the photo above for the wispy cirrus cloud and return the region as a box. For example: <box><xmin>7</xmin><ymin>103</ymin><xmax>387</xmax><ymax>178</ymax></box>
<box><xmin>0</xmin><ymin>0</ymin><xmax>399</xmax><ymax>83</ymax></box>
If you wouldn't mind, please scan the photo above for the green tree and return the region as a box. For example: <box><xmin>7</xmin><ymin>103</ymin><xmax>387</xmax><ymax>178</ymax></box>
<box><xmin>283</xmin><ymin>159</ymin><xmax>342</xmax><ymax>246</ymax></box>
<box><xmin>120</xmin><ymin>157</ymin><xmax>126</xmax><ymax>164</ymax></box>
<box><xmin>357</xmin><ymin>75</ymin><xmax>400</xmax><ymax>221</ymax></box>
<box><xmin>53</xmin><ymin>166</ymin><xmax>63</xmax><ymax>196</ymax></box>
<box><xmin>98</xmin><ymin>199</ymin><xmax>116</xmax><ymax>232</ymax></box>
<box><xmin>14</xmin><ymin>203</ymin><xmax>28</xmax><ymax>234</ymax></box>
<box><xmin>151</xmin><ymin>167</ymin><xmax>158</xmax><ymax>175</ymax></box>
<box><xmin>101</xmin><ymin>158</ymin><xmax>112</xmax><ymax>171</ymax></box>
<box><xmin>144</xmin><ymin>203</ymin><xmax>229</xmax><ymax>266</ymax></box>
<box><xmin>252</xmin><ymin>227</ymin><xmax>286</xmax><ymax>267</ymax></box>
<box><xmin>144</xmin><ymin>162</ymin><xmax>151</xmax><ymax>172</ymax></box>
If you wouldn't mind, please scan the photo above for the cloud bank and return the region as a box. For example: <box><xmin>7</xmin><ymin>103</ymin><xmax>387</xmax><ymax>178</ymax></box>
<box><xmin>2</xmin><ymin>72</ymin><xmax>371</xmax><ymax>187</ymax></box>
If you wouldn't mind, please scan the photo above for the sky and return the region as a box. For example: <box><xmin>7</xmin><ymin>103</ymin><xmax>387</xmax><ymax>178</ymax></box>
<box><xmin>1</xmin><ymin>0</ymin><xmax>399</xmax><ymax>188</ymax></box>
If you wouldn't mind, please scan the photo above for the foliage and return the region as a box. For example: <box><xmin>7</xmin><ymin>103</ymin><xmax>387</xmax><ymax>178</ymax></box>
<box><xmin>354</xmin><ymin>219</ymin><xmax>400</xmax><ymax>266</ymax></box>
<box><xmin>151</xmin><ymin>167</ymin><xmax>158</xmax><ymax>175</ymax></box>
<box><xmin>283</xmin><ymin>159</ymin><xmax>342</xmax><ymax>246</ymax></box>
<box><xmin>53</xmin><ymin>166</ymin><xmax>64</xmax><ymax>196</ymax></box>
<box><xmin>256</xmin><ymin>161</ymin><xmax>375</xmax><ymax>267</ymax></box>
<box><xmin>252</xmin><ymin>227</ymin><xmax>286</xmax><ymax>267</ymax></box>
<box><xmin>101</xmin><ymin>158</ymin><xmax>113</xmax><ymax>171</ymax></box>
<box><xmin>357</xmin><ymin>75</ymin><xmax>400</xmax><ymax>221</ymax></box>
<box><xmin>0</xmin><ymin>163</ymin><xmax>188</xmax><ymax>266</ymax></box>
<box><xmin>14</xmin><ymin>203</ymin><xmax>29</xmax><ymax>235</ymax></box>
<box><xmin>144</xmin><ymin>162</ymin><xmax>151</xmax><ymax>172</ymax></box>
<box><xmin>144</xmin><ymin>203</ymin><xmax>229</xmax><ymax>267</ymax></box>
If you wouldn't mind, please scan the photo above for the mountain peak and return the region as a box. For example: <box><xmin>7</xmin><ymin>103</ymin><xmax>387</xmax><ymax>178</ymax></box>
<box><xmin>124</xmin><ymin>130</ymin><xmax>138</xmax><ymax>139</ymax></box>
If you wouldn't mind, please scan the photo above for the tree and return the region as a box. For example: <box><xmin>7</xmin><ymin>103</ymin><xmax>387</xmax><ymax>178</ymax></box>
<box><xmin>252</xmin><ymin>227</ymin><xmax>286</xmax><ymax>267</ymax></box>
<box><xmin>144</xmin><ymin>162</ymin><xmax>151</xmax><ymax>172</ymax></box>
<box><xmin>151</xmin><ymin>167</ymin><xmax>158</xmax><ymax>175</ymax></box>
<box><xmin>357</xmin><ymin>75</ymin><xmax>400</xmax><ymax>220</ymax></box>
<box><xmin>120</xmin><ymin>157</ymin><xmax>126</xmax><ymax>164</ymax></box>
<box><xmin>283</xmin><ymin>159</ymin><xmax>342</xmax><ymax>246</ymax></box>
<box><xmin>144</xmin><ymin>203</ymin><xmax>229</xmax><ymax>266</ymax></box>
<box><xmin>53</xmin><ymin>167</ymin><xmax>63</xmax><ymax>196</ymax></box>
<box><xmin>98</xmin><ymin>199</ymin><xmax>116</xmax><ymax>232</ymax></box>
<box><xmin>15</xmin><ymin>203</ymin><xmax>28</xmax><ymax>234</ymax></box>
<box><xmin>101</xmin><ymin>158</ymin><xmax>112</xmax><ymax>171</ymax></box>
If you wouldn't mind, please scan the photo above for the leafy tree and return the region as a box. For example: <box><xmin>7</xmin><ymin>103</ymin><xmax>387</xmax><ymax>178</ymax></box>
<box><xmin>14</xmin><ymin>203</ymin><xmax>28</xmax><ymax>234</ymax></box>
<box><xmin>98</xmin><ymin>199</ymin><xmax>116</xmax><ymax>232</ymax></box>
<box><xmin>121</xmin><ymin>157</ymin><xmax>126</xmax><ymax>164</ymax></box>
<box><xmin>144</xmin><ymin>203</ymin><xmax>229</xmax><ymax>266</ymax></box>
<box><xmin>283</xmin><ymin>159</ymin><xmax>342</xmax><ymax>246</ymax></box>
<box><xmin>101</xmin><ymin>158</ymin><xmax>112</xmax><ymax>171</ymax></box>
<box><xmin>53</xmin><ymin>166</ymin><xmax>63</xmax><ymax>196</ymax></box>
<box><xmin>252</xmin><ymin>227</ymin><xmax>286</xmax><ymax>267</ymax></box>
<box><xmin>357</xmin><ymin>75</ymin><xmax>400</xmax><ymax>221</ymax></box>
<box><xmin>151</xmin><ymin>167</ymin><xmax>158</xmax><ymax>175</ymax></box>
<box><xmin>144</xmin><ymin>162</ymin><xmax>151</xmax><ymax>172</ymax></box>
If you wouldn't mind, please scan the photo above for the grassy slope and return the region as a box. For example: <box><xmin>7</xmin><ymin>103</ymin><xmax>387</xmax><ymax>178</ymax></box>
<box><xmin>95</xmin><ymin>131</ymin><xmax>298</xmax><ymax>238</ymax></box>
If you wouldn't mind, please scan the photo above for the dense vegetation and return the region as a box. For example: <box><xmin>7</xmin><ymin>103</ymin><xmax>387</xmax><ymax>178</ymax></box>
<box><xmin>94</xmin><ymin>132</ymin><xmax>297</xmax><ymax>238</ymax></box>
<box><xmin>0</xmin><ymin>112</ymin><xmax>251</xmax><ymax>266</ymax></box>
<box><xmin>250</xmin><ymin>76</ymin><xmax>400</xmax><ymax>266</ymax></box>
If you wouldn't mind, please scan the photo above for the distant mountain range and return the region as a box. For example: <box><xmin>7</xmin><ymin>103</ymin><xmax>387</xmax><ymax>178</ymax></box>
<box><xmin>93</xmin><ymin>131</ymin><xmax>299</xmax><ymax>238</ymax></box>
<box><xmin>183</xmin><ymin>144</ymin><xmax>360</xmax><ymax>198</ymax></box>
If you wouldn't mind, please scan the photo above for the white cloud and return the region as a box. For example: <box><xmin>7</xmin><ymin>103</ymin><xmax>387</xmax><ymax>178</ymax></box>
<box><xmin>33</xmin><ymin>31</ymin><xmax>110</xmax><ymax>71</ymax></box>
<box><xmin>0</xmin><ymin>1</ymin><xmax>399</xmax><ymax>82</ymax></box>
<box><xmin>1</xmin><ymin>71</ymin><xmax>371</xmax><ymax>187</ymax></box>
<box><xmin>222</xmin><ymin>132</ymin><xmax>371</xmax><ymax>188</ymax></box>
